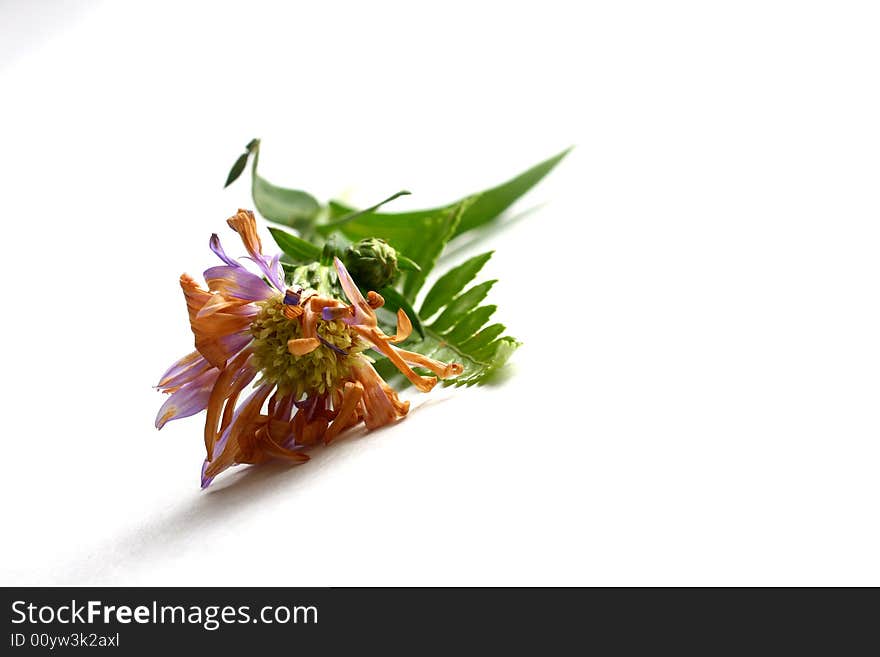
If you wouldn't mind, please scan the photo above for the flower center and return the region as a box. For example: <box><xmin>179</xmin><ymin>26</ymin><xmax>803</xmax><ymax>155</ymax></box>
<box><xmin>250</xmin><ymin>295</ymin><xmax>361</xmax><ymax>397</ymax></box>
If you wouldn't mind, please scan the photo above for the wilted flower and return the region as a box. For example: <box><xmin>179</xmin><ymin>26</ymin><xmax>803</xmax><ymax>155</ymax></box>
<box><xmin>156</xmin><ymin>209</ymin><xmax>462</xmax><ymax>487</ymax></box>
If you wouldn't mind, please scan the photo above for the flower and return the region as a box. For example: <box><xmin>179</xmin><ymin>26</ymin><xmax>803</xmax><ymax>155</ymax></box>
<box><xmin>156</xmin><ymin>209</ymin><xmax>463</xmax><ymax>487</ymax></box>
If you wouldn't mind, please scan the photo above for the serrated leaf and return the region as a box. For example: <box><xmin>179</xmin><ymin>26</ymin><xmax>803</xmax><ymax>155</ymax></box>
<box><xmin>369</xmin><ymin>298</ymin><xmax>516</xmax><ymax>389</ymax></box>
<box><xmin>328</xmin><ymin>147</ymin><xmax>571</xmax><ymax>240</ymax></box>
<box><xmin>372</xmin><ymin>248</ymin><xmax>518</xmax><ymax>387</ymax></box>
<box><xmin>445</xmin><ymin>304</ymin><xmax>497</xmax><ymax>344</ymax></box>
<box><xmin>380</xmin><ymin>271</ymin><xmax>517</xmax><ymax>388</ymax></box>
<box><xmin>267</xmin><ymin>227</ymin><xmax>322</xmax><ymax>263</ymax></box>
<box><xmin>449</xmin><ymin>336</ymin><xmax>520</xmax><ymax>387</ymax></box>
<box><xmin>430</xmin><ymin>281</ymin><xmax>496</xmax><ymax>333</ymax></box>
<box><xmin>459</xmin><ymin>323</ymin><xmax>506</xmax><ymax>352</ymax></box>
<box><xmin>419</xmin><ymin>251</ymin><xmax>493</xmax><ymax>320</ymax></box>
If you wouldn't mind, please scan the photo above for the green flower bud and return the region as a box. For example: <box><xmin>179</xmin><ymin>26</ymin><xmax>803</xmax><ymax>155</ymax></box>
<box><xmin>343</xmin><ymin>238</ymin><xmax>399</xmax><ymax>290</ymax></box>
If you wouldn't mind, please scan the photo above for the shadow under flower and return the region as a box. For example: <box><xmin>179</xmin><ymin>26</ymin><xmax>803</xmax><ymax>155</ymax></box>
<box><xmin>57</xmin><ymin>400</ymin><xmax>451</xmax><ymax>584</ymax></box>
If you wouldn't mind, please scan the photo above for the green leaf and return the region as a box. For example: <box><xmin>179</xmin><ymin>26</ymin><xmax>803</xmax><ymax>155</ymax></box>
<box><xmin>328</xmin><ymin>147</ymin><xmax>571</xmax><ymax>239</ymax></box>
<box><xmin>396</xmin><ymin>253</ymin><xmax>421</xmax><ymax>272</ymax></box>
<box><xmin>267</xmin><ymin>227</ymin><xmax>322</xmax><ymax>263</ymax></box>
<box><xmin>224</xmin><ymin>139</ymin><xmax>259</xmax><ymax>188</ymax></box>
<box><xmin>248</xmin><ymin>141</ymin><xmax>321</xmax><ymax>231</ymax></box>
<box><xmin>419</xmin><ymin>251</ymin><xmax>493</xmax><ymax>320</ymax></box>
<box><xmin>417</xmin><ymin>318</ymin><xmax>520</xmax><ymax>388</ymax></box>
<box><xmin>454</xmin><ymin>147</ymin><xmax>571</xmax><ymax>235</ymax></box>
<box><xmin>377</xmin><ymin>285</ymin><xmax>424</xmax><ymax>339</ymax></box>
<box><xmin>224</xmin><ymin>152</ymin><xmax>249</xmax><ymax>188</ymax></box>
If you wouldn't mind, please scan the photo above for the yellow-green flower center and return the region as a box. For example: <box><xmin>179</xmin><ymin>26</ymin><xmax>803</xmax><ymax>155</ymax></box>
<box><xmin>250</xmin><ymin>295</ymin><xmax>361</xmax><ymax>397</ymax></box>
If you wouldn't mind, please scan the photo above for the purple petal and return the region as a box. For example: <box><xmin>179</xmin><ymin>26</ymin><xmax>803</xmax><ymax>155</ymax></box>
<box><xmin>204</xmin><ymin>265</ymin><xmax>274</xmax><ymax>301</ymax></box>
<box><xmin>243</xmin><ymin>253</ymin><xmax>285</xmax><ymax>293</ymax></box>
<box><xmin>156</xmin><ymin>351</ymin><xmax>208</xmax><ymax>390</ymax></box>
<box><xmin>155</xmin><ymin>368</ymin><xmax>220</xmax><ymax>429</ymax></box>
<box><xmin>200</xmin><ymin>460</ymin><xmax>215</xmax><ymax>489</ymax></box>
<box><xmin>333</xmin><ymin>257</ymin><xmax>373</xmax><ymax>325</ymax></box>
<box><xmin>321</xmin><ymin>306</ymin><xmax>352</xmax><ymax>321</ymax></box>
<box><xmin>215</xmin><ymin>332</ymin><xmax>255</xmax><ymax>364</ymax></box>
<box><xmin>268</xmin><ymin>253</ymin><xmax>285</xmax><ymax>291</ymax></box>
<box><xmin>209</xmin><ymin>233</ymin><xmax>239</xmax><ymax>268</ymax></box>
<box><xmin>318</xmin><ymin>335</ymin><xmax>348</xmax><ymax>355</ymax></box>
<box><xmin>284</xmin><ymin>288</ymin><xmax>301</xmax><ymax>306</ymax></box>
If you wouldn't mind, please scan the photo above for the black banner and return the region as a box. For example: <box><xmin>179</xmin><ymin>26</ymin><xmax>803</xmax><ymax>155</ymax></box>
<box><xmin>1</xmin><ymin>587</ymin><xmax>873</xmax><ymax>652</ymax></box>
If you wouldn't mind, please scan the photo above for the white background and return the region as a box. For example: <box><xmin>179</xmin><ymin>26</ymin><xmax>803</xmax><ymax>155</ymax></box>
<box><xmin>1</xmin><ymin>0</ymin><xmax>878</xmax><ymax>586</ymax></box>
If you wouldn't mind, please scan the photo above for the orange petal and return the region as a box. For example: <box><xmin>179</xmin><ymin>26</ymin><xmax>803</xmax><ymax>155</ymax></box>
<box><xmin>393</xmin><ymin>347</ymin><xmax>463</xmax><ymax>379</ymax></box>
<box><xmin>385</xmin><ymin>308</ymin><xmax>412</xmax><ymax>343</ymax></box>
<box><xmin>226</xmin><ymin>209</ymin><xmax>264</xmax><ymax>261</ymax></box>
<box><xmin>324</xmin><ymin>382</ymin><xmax>364</xmax><ymax>445</ymax></box>
<box><xmin>204</xmin><ymin>384</ymin><xmax>272</xmax><ymax>478</ymax></box>
<box><xmin>283</xmin><ymin>304</ymin><xmax>304</xmax><ymax>319</ymax></box>
<box><xmin>355</xmin><ymin>326</ymin><xmax>437</xmax><ymax>392</ymax></box>
<box><xmin>353</xmin><ymin>361</ymin><xmax>404</xmax><ymax>430</ymax></box>
<box><xmin>288</xmin><ymin>337</ymin><xmax>320</xmax><ymax>356</ymax></box>
<box><xmin>196</xmin><ymin>292</ymin><xmax>248</xmax><ymax>319</ymax></box>
<box><xmin>203</xmin><ymin>350</ymin><xmax>252</xmax><ymax>459</ymax></box>
<box><xmin>180</xmin><ymin>274</ymin><xmax>253</xmax><ymax>368</ymax></box>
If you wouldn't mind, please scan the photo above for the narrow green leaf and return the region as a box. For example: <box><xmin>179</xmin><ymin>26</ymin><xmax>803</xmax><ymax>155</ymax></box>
<box><xmin>224</xmin><ymin>152</ymin><xmax>249</xmax><ymax>188</ymax></box>
<box><xmin>430</xmin><ymin>281</ymin><xmax>496</xmax><ymax>333</ymax></box>
<box><xmin>267</xmin><ymin>227</ymin><xmax>322</xmax><ymax>263</ymax></box>
<box><xmin>453</xmin><ymin>147</ymin><xmax>571</xmax><ymax>235</ymax></box>
<box><xmin>377</xmin><ymin>285</ymin><xmax>425</xmax><ymax>339</ymax></box>
<box><xmin>316</xmin><ymin>190</ymin><xmax>410</xmax><ymax>235</ymax></box>
<box><xmin>419</xmin><ymin>251</ymin><xmax>493</xmax><ymax>320</ymax></box>
<box><xmin>400</xmin><ymin>201</ymin><xmax>465</xmax><ymax>300</ymax></box>
<box><xmin>224</xmin><ymin>139</ymin><xmax>259</xmax><ymax>188</ymax></box>
<box><xmin>328</xmin><ymin>147</ymin><xmax>571</xmax><ymax>239</ymax></box>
